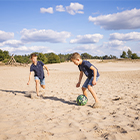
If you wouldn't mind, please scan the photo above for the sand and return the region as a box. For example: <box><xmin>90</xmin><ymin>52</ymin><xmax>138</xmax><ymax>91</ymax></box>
<box><xmin>0</xmin><ymin>60</ymin><xmax>140</xmax><ymax>140</ymax></box>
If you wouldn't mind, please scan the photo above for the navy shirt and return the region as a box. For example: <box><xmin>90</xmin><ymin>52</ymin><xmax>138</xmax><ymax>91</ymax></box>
<box><xmin>30</xmin><ymin>61</ymin><xmax>45</xmax><ymax>80</ymax></box>
<box><xmin>78</xmin><ymin>60</ymin><xmax>100</xmax><ymax>78</ymax></box>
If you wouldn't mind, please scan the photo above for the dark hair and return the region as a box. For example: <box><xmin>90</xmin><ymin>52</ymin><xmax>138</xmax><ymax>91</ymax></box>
<box><xmin>70</xmin><ymin>52</ymin><xmax>81</xmax><ymax>60</ymax></box>
<box><xmin>31</xmin><ymin>53</ymin><xmax>37</xmax><ymax>59</ymax></box>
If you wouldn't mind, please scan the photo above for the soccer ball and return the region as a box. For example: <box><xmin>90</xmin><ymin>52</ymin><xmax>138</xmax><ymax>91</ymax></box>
<box><xmin>76</xmin><ymin>95</ymin><xmax>88</xmax><ymax>106</ymax></box>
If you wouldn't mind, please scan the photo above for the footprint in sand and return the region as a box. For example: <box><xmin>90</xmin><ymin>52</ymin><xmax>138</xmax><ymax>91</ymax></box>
<box><xmin>25</xmin><ymin>91</ymin><xmax>41</xmax><ymax>99</ymax></box>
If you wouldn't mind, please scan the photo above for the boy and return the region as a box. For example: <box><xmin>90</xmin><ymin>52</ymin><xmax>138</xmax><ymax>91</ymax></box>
<box><xmin>27</xmin><ymin>53</ymin><xmax>49</xmax><ymax>96</ymax></box>
<box><xmin>71</xmin><ymin>52</ymin><xmax>101</xmax><ymax>108</ymax></box>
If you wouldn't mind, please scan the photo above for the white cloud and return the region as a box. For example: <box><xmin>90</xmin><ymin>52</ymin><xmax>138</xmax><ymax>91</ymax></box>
<box><xmin>120</xmin><ymin>46</ymin><xmax>131</xmax><ymax>51</ymax></box>
<box><xmin>0</xmin><ymin>40</ymin><xmax>23</xmax><ymax>47</ymax></box>
<box><xmin>110</xmin><ymin>32</ymin><xmax>140</xmax><ymax>41</ymax></box>
<box><xmin>102</xmin><ymin>40</ymin><xmax>131</xmax><ymax>52</ymax></box>
<box><xmin>65</xmin><ymin>44</ymin><xmax>104</xmax><ymax>56</ymax></box>
<box><xmin>117</xmin><ymin>7</ymin><xmax>124</xmax><ymax>10</ymax></box>
<box><xmin>70</xmin><ymin>34</ymin><xmax>103</xmax><ymax>44</ymax></box>
<box><xmin>40</xmin><ymin>7</ymin><xmax>53</xmax><ymax>14</ymax></box>
<box><xmin>1</xmin><ymin>46</ymin><xmax>54</xmax><ymax>55</ymax></box>
<box><xmin>100</xmin><ymin>40</ymin><xmax>131</xmax><ymax>57</ymax></box>
<box><xmin>0</xmin><ymin>30</ymin><xmax>14</xmax><ymax>42</ymax></box>
<box><xmin>89</xmin><ymin>8</ymin><xmax>140</xmax><ymax>30</ymax></box>
<box><xmin>20</xmin><ymin>28</ymin><xmax>71</xmax><ymax>43</ymax></box>
<box><xmin>56</xmin><ymin>5</ymin><xmax>65</xmax><ymax>12</ymax></box>
<box><xmin>76</xmin><ymin>11</ymin><xmax>84</xmax><ymax>14</ymax></box>
<box><xmin>102</xmin><ymin>40</ymin><xmax>125</xmax><ymax>48</ymax></box>
<box><xmin>76</xmin><ymin>44</ymin><xmax>97</xmax><ymax>50</ymax></box>
<box><xmin>92</xmin><ymin>11</ymin><xmax>100</xmax><ymax>15</ymax></box>
<box><xmin>66</xmin><ymin>3</ymin><xmax>84</xmax><ymax>15</ymax></box>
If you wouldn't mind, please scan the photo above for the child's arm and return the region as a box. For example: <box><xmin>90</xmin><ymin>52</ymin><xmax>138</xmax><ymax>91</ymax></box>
<box><xmin>44</xmin><ymin>65</ymin><xmax>49</xmax><ymax>76</ymax></box>
<box><xmin>27</xmin><ymin>72</ymin><xmax>32</xmax><ymax>85</ymax></box>
<box><xmin>90</xmin><ymin>66</ymin><xmax>97</xmax><ymax>85</ymax></box>
<box><xmin>76</xmin><ymin>71</ymin><xmax>83</xmax><ymax>87</ymax></box>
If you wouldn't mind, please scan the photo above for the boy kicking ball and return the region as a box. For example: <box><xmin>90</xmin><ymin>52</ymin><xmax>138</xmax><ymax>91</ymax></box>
<box><xmin>71</xmin><ymin>52</ymin><xmax>101</xmax><ymax>108</ymax></box>
<box><xmin>27</xmin><ymin>53</ymin><xmax>49</xmax><ymax>97</ymax></box>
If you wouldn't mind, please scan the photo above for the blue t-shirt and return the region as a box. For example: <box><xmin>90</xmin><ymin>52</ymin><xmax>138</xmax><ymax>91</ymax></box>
<box><xmin>78</xmin><ymin>60</ymin><xmax>100</xmax><ymax>78</ymax></box>
<box><xmin>30</xmin><ymin>61</ymin><xmax>45</xmax><ymax>80</ymax></box>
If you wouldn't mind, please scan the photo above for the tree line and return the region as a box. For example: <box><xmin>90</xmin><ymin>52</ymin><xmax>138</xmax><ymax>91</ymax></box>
<box><xmin>0</xmin><ymin>49</ymin><xmax>139</xmax><ymax>64</ymax></box>
<box><xmin>120</xmin><ymin>49</ymin><xmax>139</xmax><ymax>59</ymax></box>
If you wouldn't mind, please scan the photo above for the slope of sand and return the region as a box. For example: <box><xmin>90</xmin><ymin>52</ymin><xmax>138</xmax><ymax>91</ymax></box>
<box><xmin>0</xmin><ymin>61</ymin><xmax>140</xmax><ymax>140</ymax></box>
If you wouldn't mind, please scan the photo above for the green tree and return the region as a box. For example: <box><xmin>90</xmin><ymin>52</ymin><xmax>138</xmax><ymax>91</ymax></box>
<box><xmin>3</xmin><ymin>51</ymin><xmax>10</xmax><ymax>59</ymax></box>
<box><xmin>0</xmin><ymin>50</ymin><xmax>4</xmax><ymax>61</ymax></box>
<box><xmin>14</xmin><ymin>55</ymin><xmax>24</xmax><ymax>63</ymax></box>
<box><xmin>103</xmin><ymin>55</ymin><xmax>110</xmax><ymax>59</ymax></box>
<box><xmin>37</xmin><ymin>53</ymin><xmax>48</xmax><ymax>64</ymax></box>
<box><xmin>110</xmin><ymin>55</ymin><xmax>117</xmax><ymax>59</ymax></box>
<box><xmin>131</xmin><ymin>53</ymin><xmax>139</xmax><ymax>59</ymax></box>
<box><xmin>48</xmin><ymin>53</ymin><xmax>60</xmax><ymax>63</ymax></box>
<box><xmin>81</xmin><ymin>53</ymin><xmax>93</xmax><ymax>59</ymax></box>
<box><xmin>58</xmin><ymin>54</ymin><xmax>65</xmax><ymax>62</ymax></box>
<box><xmin>0</xmin><ymin>49</ymin><xmax>10</xmax><ymax>61</ymax></box>
<box><xmin>120</xmin><ymin>51</ymin><xmax>127</xmax><ymax>58</ymax></box>
<box><xmin>14</xmin><ymin>54</ymin><xmax>31</xmax><ymax>64</ymax></box>
<box><xmin>127</xmin><ymin>49</ymin><xmax>132</xmax><ymax>58</ymax></box>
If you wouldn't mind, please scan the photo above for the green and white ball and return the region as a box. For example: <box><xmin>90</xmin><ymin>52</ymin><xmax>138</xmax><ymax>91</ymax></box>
<box><xmin>76</xmin><ymin>95</ymin><xmax>88</xmax><ymax>106</ymax></box>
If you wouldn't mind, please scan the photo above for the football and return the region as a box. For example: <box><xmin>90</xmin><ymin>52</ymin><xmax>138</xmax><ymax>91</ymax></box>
<box><xmin>76</xmin><ymin>95</ymin><xmax>88</xmax><ymax>106</ymax></box>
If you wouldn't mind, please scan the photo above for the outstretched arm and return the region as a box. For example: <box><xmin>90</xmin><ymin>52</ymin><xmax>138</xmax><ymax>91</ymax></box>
<box><xmin>90</xmin><ymin>66</ymin><xmax>97</xmax><ymax>85</ymax></box>
<box><xmin>76</xmin><ymin>71</ymin><xmax>83</xmax><ymax>87</ymax></box>
<box><xmin>44</xmin><ymin>65</ymin><xmax>49</xmax><ymax>76</ymax></box>
<box><xmin>27</xmin><ymin>72</ymin><xmax>32</xmax><ymax>85</ymax></box>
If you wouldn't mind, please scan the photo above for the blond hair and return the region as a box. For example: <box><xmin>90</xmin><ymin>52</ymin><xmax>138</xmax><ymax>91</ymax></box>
<box><xmin>70</xmin><ymin>52</ymin><xmax>81</xmax><ymax>60</ymax></box>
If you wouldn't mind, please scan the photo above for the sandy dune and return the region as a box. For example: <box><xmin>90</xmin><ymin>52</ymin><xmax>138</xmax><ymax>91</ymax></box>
<box><xmin>0</xmin><ymin>61</ymin><xmax>140</xmax><ymax>140</ymax></box>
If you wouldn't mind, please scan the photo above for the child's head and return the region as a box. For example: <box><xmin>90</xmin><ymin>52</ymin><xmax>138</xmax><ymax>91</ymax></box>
<box><xmin>31</xmin><ymin>53</ymin><xmax>37</xmax><ymax>63</ymax></box>
<box><xmin>70</xmin><ymin>52</ymin><xmax>82</xmax><ymax>65</ymax></box>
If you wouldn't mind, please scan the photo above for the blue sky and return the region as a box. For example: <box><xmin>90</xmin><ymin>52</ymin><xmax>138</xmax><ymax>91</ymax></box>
<box><xmin>0</xmin><ymin>0</ymin><xmax>140</xmax><ymax>57</ymax></box>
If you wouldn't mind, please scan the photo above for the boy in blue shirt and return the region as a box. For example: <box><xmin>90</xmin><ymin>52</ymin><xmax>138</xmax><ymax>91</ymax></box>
<box><xmin>71</xmin><ymin>52</ymin><xmax>101</xmax><ymax>108</ymax></box>
<box><xmin>27</xmin><ymin>53</ymin><xmax>49</xmax><ymax>96</ymax></box>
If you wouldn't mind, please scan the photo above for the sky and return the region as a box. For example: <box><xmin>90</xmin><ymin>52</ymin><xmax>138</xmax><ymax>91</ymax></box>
<box><xmin>0</xmin><ymin>0</ymin><xmax>140</xmax><ymax>57</ymax></box>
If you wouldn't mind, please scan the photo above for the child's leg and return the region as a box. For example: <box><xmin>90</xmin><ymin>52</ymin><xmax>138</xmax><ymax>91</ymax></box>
<box><xmin>40</xmin><ymin>78</ymin><xmax>45</xmax><ymax>96</ymax></box>
<box><xmin>41</xmin><ymin>85</ymin><xmax>45</xmax><ymax>89</ymax></box>
<box><xmin>87</xmin><ymin>85</ymin><xmax>99</xmax><ymax>103</ymax></box>
<box><xmin>82</xmin><ymin>78</ymin><xmax>90</xmax><ymax>98</ymax></box>
<box><xmin>35</xmin><ymin>79</ymin><xmax>39</xmax><ymax>96</ymax></box>
<box><xmin>40</xmin><ymin>78</ymin><xmax>45</xmax><ymax>89</ymax></box>
<box><xmin>82</xmin><ymin>87</ymin><xmax>88</xmax><ymax>97</ymax></box>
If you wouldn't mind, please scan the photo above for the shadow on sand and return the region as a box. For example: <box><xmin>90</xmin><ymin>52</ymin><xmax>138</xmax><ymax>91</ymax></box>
<box><xmin>0</xmin><ymin>89</ymin><xmax>78</xmax><ymax>106</ymax></box>
<box><xmin>0</xmin><ymin>89</ymin><xmax>26</xmax><ymax>94</ymax></box>
<box><xmin>43</xmin><ymin>96</ymin><xmax>78</xmax><ymax>106</ymax></box>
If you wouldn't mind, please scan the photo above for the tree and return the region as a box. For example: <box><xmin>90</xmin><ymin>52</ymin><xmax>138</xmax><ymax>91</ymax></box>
<box><xmin>120</xmin><ymin>51</ymin><xmax>127</xmax><ymax>58</ymax></box>
<box><xmin>37</xmin><ymin>53</ymin><xmax>48</xmax><ymax>64</ymax></box>
<box><xmin>127</xmin><ymin>49</ymin><xmax>132</xmax><ymax>58</ymax></box>
<box><xmin>110</xmin><ymin>55</ymin><xmax>117</xmax><ymax>59</ymax></box>
<box><xmin>103</xmin><ymin>55</ymin><xmax>110</xmax><ymax>59</ymax></box>
<box><xmin>14</xmin><ymin>54</ymin><xmax>31</xmax><ymax>64</ymax></box>
<box><xmin>58</xmin><ymin>54</ymin><xmax>65</xmax><ymax>62</ymax></box>
<box><xmin>131</xmin><ymin>53</ymin><xmax>139</xmax><ymax>59</ymax></box>
<box><xmin>0</xmin><ymin>49</ymin><xmax>10</xmax><ymax>61</ymax></box>
<box><xmin>48</xmin><ymin>53</ymin><xmax>60</xmax><ymax>63</ymax></box>
<box><xmin>81</xmin><ymin>53</ymin><xmax>93</xmax><ymax>59</ymax></box>
<box><xmin>0</xmin><ymin>50</ymin><xmax>4</xmax><ymax>61</ymax></box>
<box><xmin>3</xmin><ymin>51</ymin><xmax>10</xmax><ymax>59</ymax></box>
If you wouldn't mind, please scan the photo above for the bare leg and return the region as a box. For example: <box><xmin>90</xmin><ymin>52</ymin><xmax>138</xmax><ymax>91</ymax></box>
<box><xmin>88</xmin><ymin>85</ymin><xmax>99</xmax><ymax>103</ymax></box>
<box><xmin>40</xmin><ymin>85</ymin><xmax>45</xmax><ymax>96</ymax></box>
<box><xmin>82</xmin><ymin>87</ymin><xmax>88</xmax><ymax>98</ymax></box>
<box><xmin>41</xmin><ymin>85</ymin><xmax>45</xmax><ymax>89</ymax></box>
<box><xmin>35</xmin><ymin>79</ymin><xmax>39</xmax><ymax>96</ymax></box>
